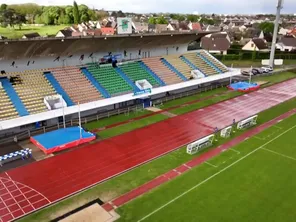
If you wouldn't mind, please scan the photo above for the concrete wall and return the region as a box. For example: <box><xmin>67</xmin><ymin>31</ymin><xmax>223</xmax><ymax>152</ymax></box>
<box><xmin>0</xmin><ymin>44</ymin><xmax>188</xmax><ymax>73</ymax></box>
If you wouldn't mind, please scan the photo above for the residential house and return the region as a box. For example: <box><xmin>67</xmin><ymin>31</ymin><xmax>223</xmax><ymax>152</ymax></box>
<box><xmin>101</xmin><ymin>27</ymin><xmax>115</xmax><ymax>35</ymax></box>
<box><xmin>239</xmin><ymin>25</ymin><xmax>247</xmax><ymax>32</ymax></box>
<box><xmin>132</xmin><ymin>22</ymin><xmax>148</xmax><ymax>33</ymax></box>
<box><xmin>278</xmin><ymin>27</ymin><xmax>289</xmax><ymax>36</ymax></box>
<box><xmin>287</xmin><ymin>27</ymin><xmax>296</xmax><ymax>37</ymax></box>
<box><xmin>148</xmin><ymin>24</ymin><xmax>168</xmax><ymax>33</ymax></box>
<box><xmin>188</xmin><ymin>22</ymin><xmax>202</xmax><ymax>31</ymax></box>
<box><xmin>22</xmin><ymin>33</ymin><xmax>40</xmax><ymax>39</ymax></box>
<box><xmin>167</xmin><ymin>23</ymin><xmax>177</xmax><ymax>31</ymax></box>
<box><xmin>276</xmin><ymin>36</ymin><xmax>296</xmax><ymax>52</ymax></box>
<box><xmin>56</xmin><ymin>29</ymin><xmax>73</xmax><ymax>38</ymax></box>
<box><xmin>242</xmin><ymin>38</ymin><xmax>269</xmax><ymax>51</ymax></box>
<box><xmin>179</xmin><ymin>22</ymin><xmax>190</xmax><ymax>31</ymax></box>
<box><xmin>205</xmin><ymin>25</ymin><xmax>221</xmax><ymax>32</ymax></box>
<box><xmin>201</xmin><ymin>33</ymin><xmax>231</xmax><ymax>55</ymax></box>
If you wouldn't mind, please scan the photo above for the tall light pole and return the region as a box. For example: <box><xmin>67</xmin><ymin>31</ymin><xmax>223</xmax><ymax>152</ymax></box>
<box><xmin>269</xmin><ymin>0</ymin><xmax>284</xmax><ymax>68</ymax></box>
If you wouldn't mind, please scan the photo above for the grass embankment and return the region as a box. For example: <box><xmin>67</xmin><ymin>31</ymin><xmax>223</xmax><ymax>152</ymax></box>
<box><xmin>117</xmin><ymin>114</ymin><xmax>296</xmax><ymax>222</ymax></box>
<box><xmin>84</xmin><ymin>110</ymin><xmax>151</xmax><ymax>131</ymax></box>
<box><xmin>97</xmin><ymin>114</ymin><xmax>169</xmax><ymax>139</ymax></box>
<box><xmin>19</xmin><ymin>82</ymin><xmax>296</xmax><ymax>222</ymax></box>
<box><xmin>0</xmin><ymin>25</ymin><xmax>67</xmax><ymax>39</ymax></box>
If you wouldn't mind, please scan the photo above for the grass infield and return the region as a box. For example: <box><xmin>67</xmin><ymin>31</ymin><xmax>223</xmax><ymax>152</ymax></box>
<box><xmin>117</xmin><ymin>114</ymin><xmax>296</xmax><ymax>222</ymax></box>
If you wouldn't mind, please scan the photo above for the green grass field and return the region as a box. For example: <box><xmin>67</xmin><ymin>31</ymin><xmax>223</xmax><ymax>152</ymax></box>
<box><xmin>0</xmin><ymin>25</ymin><xmax>67</xmax><ymax>39</ymax></box>
<box><xmin>97</xmin><ymin>114</ymin><xmax>169</xmax><ymax>139</ymax></box>
<box><xmin>117</xmin><ymin>114</ymin><xmax>296</xmax><ymax>222</ymax></box>
<box><xmin>84</xmin><ymin>109</ymin><xmax>151</xmax><ymax>131</ymax></box>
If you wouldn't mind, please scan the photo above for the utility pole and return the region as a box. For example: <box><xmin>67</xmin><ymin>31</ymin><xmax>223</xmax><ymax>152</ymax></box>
<box><xmin>269</xmin><ymin>0</ymin><xmax>284</xmax><ymax>68</ymax></box>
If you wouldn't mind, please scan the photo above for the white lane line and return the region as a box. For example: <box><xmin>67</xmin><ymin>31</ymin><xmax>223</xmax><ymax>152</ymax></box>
<box><xmin>204</xmin><ymin>162</ymin><xmax>218</xmax><ymax>168</ymax></box>
<box><xmin>261</xmin><ymin>148</ymin><xmax>296</xmax><ymax>162</ymax></box>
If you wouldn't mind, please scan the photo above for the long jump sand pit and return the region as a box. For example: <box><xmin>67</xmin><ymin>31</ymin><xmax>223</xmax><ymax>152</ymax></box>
<box><xmin>60</xmin><ymin>204</ymin><xmax>119</xmax><ymax>222</ymax></box>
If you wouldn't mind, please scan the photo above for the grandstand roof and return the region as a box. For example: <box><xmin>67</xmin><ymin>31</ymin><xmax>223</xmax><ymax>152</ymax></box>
<box><xmin>0</xmin><ymin>32</ymin><xmax>213</xmax><ymax>60</ymax></box>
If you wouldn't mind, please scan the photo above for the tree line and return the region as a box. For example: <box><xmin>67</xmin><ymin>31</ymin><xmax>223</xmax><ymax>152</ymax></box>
<box><xmin>0</xmin><ymin>2</ymin><xmax>107</xmax><ymax>27</ymax></box>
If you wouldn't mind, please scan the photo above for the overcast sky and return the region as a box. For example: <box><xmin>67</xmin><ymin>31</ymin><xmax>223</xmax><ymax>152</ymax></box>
<box><xmin>4</xmin><ymin>0</ymin><xmax>296</xmax><ymax>14</ymax></box>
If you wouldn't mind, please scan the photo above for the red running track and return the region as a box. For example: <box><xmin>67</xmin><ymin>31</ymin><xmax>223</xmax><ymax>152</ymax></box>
<box><xmin>1</xmin><ymin>78</ymin><xmax>296</xmax><ymax>221</ymax></box>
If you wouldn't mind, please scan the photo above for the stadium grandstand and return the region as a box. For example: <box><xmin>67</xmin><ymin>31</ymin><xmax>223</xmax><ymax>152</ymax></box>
<box><xmin>0</xmin><ymin>32</ymin><xmax>240</xmax><ymax>134</ymax></box>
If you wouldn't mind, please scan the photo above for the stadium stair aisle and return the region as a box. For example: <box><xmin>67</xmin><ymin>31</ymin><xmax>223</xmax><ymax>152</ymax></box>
<box><xmin>138</xmin><ymin>62</ymin><xmax>166</xmax><ymax>86</ymax></box>
<box><xmin>80</xmin><ymin>68</ymin><xmax>110</xmax><ymax>98</ymax></box>
<box><xmin>118</xmin><ymin>62</ymin><xmax>160</xmax><ymax>87</ymax></box>
<box><xmin>180</xmin><ymin>56</ymin><xmax>205</xmax><ymax>76</ymax></box>
<box><xmin>115</xmin><ymin>67</ymin><xmax>139</xmax><ymax>92</ymax></box>
<box><xmin>161</xmin><ymin>58</ymin><xmax>187</xmax><ymax>81</ymax></box>
<box><xmin>183</xmin><ymin>53</ymin><xmax>218</xmax><ymax>76</ymax></box>
<box><xmin>0</xmin><ymin>79</ymin><xmax>22</xmax><ymax>120</ymax></box>
<box><xmin>50</xmin><ymin>66</ymin><xmax>103</xmax><ymax>104</ymax></box>
<box><xmin>163</xmin><ymin>55</ymin><xmax>192</xmax><ymax>79</ymax></box>
<box><xmin>196</xmin><ymin>52</ymin><xmax>222</xmax><ymax>73</ymax></box>
<box><xmin>44</xmin><ymin>72</ymin><xmax>74</xmax><ymax>106</ymax></box>
<box><xmin>7</xmin><ymin>70</ymin><xmax>56</xmax><ymax>114</ymax></box>
<box><xmin>199</xmin><ymin>50</ymin><xmax>228</xmax><ymax>73</ymax></box>
<box><xmin>142</xmin><ymin>57</ymin><xmax>184</xmax><ymax>85</ymax></box>
<box><xmin>87</xmin><ymin>64</ymin><xmax>133</xmax><ymax>96</ymax></box>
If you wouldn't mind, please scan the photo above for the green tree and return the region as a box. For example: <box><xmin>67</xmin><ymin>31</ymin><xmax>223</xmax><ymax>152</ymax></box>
<box><xmin>79</xmin><ymin>4</ymin><xmax>89</xmax><ymax>22</ymax></box>
<box><xmin>88</xmin><ymin>9</ymin><xmax>98</xmax><ymax>21</ymax></box>
<box><xmin>0</xmin><ymin>4</ymin><xmax>7</xmax><ymax>11</ymax></box>
<box><xmin>65</xmin><ymin>6</ymin><xmax>74</xmax><ymax>24</ymax></box>
<box><xmin>42</xmin><ymin>6</ymin><xmax>60</xmax><ymax>25</ymax></box>
<box><xmin>15</xmin><ymin>13</ymin><xmax>26</xmax><ymax>29</ymax></box>
<box><xmin>156</xmin><ymin>16</ymin><xmax>167</xmax><ymax>24</ymax></box>
<box><xmin>259</xmin><ymin>22</ymin><xmax>274</xmax><ymax>33</ymax></box>
<box><xmin>252</xmin><ymin>47</ymin><xmax>257</xmax><ymax>61</ymax></box>
<box><xmin>0</xmin><ymin>8</ymin><xmax>16</xmax><ymax>27</ymax></box>
<box><xmin>73</xmin><ymin>1</ymin><xmax>80</xmax><ymax>24</ymax></box>
<box><xmin>187</xmin><ymin>14</ymin><xmax>199</xmax><ymax>22</ymax></box>
<box><xmin>177</xmin><ymin>15</ymin><xmax>185</xmax><ymax>22</ymax></box>
<box><xmin>148</xmin><ymin>17</ymin><xmax>157</xmax><ymax>24</ymax></box>
<box><xmin>34</xmin><ymin>14</ymin><xmax>44</xmax><ymax>24</ymax></box>
<box><xmin>58</xmin><ymin>9</ymin><xmax>65</xmax><ymax>24</ymax></box>
<box><xmin>8</xmin><ymin>3</ymin><xmax>41</xmax><ymax>24</ymax></box>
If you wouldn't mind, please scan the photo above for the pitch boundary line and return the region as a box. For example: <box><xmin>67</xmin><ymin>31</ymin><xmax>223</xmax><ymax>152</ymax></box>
<box><xmin>204</xmin><ymin>162</ymin><xmax>217</xmax><ymax>168</ymax></box>
<box><xmin>261</xmin><ymin>148</ymin><xmax>296</xmax><ymax>162</ymax></box>
<box><xmin>137</xmin><ymin>124</ymin><xmax>296</xmax><ymax>222</ymax></box>
<box><xmin>229</xmin><ymin>148</ymin><xmax>240</xmax><ymax>154</ymax></box>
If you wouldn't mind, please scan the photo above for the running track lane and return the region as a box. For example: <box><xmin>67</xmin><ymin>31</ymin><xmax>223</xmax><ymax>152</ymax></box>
<box><xmin>1</xmin><ymin>78</ymin><xmax>296</xmax><ymax>221</ymax></box>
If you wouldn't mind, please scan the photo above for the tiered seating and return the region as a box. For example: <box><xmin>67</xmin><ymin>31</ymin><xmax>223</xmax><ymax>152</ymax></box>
<box><xmin>199</xmin><ymin>50</ymin><xmax>228</xmax><ymax>73</ymax></box>
<box><xmin>142</xmin><ymin>57</ymin><xmax>183</xmax><ymax>85</ymax></box>
<box><xmin>163</xmin><ymin>55</ymin><xmax>192</xmax><ymax>79</ymax></box>
<box><xmin>0</xmin><ymin>88</ymin><xmax>18</xmax><ymax>120</ymax></box>
<box><xmin>119</xmin><ymin>62</ymin><xmax>159</xmax><ymax>86</ymax></box>
<box><xmin>51</xmin><ymin>66</ymin><xmax>102</xmax><ymax>104</ymax></box>
<box><xmin>8</xmin><ymin>70</ymin><xmax>56</xmax><ymax>114</ymax></box>
<box><xmin>183</xmin><ymin>53</ymin><xmax>218</xmax><ymax>76</ymax></box>
<box><xmin>87</xmin><ymin>64</ymin><xmax>132</xmax><ymax>95</ymax></box>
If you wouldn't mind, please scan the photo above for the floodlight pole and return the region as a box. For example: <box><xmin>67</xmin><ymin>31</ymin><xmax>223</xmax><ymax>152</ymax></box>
<box><xmin>269</xmin><ymin>0</ymin><xmax>283</xmax><ymax>68</ymax></box>
<box><xmin>78</xmin><ymin>102</ymin><xmax>82</xmax><ymax>139</ymax></box>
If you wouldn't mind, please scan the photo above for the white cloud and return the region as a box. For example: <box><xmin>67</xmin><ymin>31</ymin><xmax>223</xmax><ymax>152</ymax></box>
<box><xmin>4</xmin><ymin>0</ymin><xmax>296</xmax><ymax>14</ymax></box>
